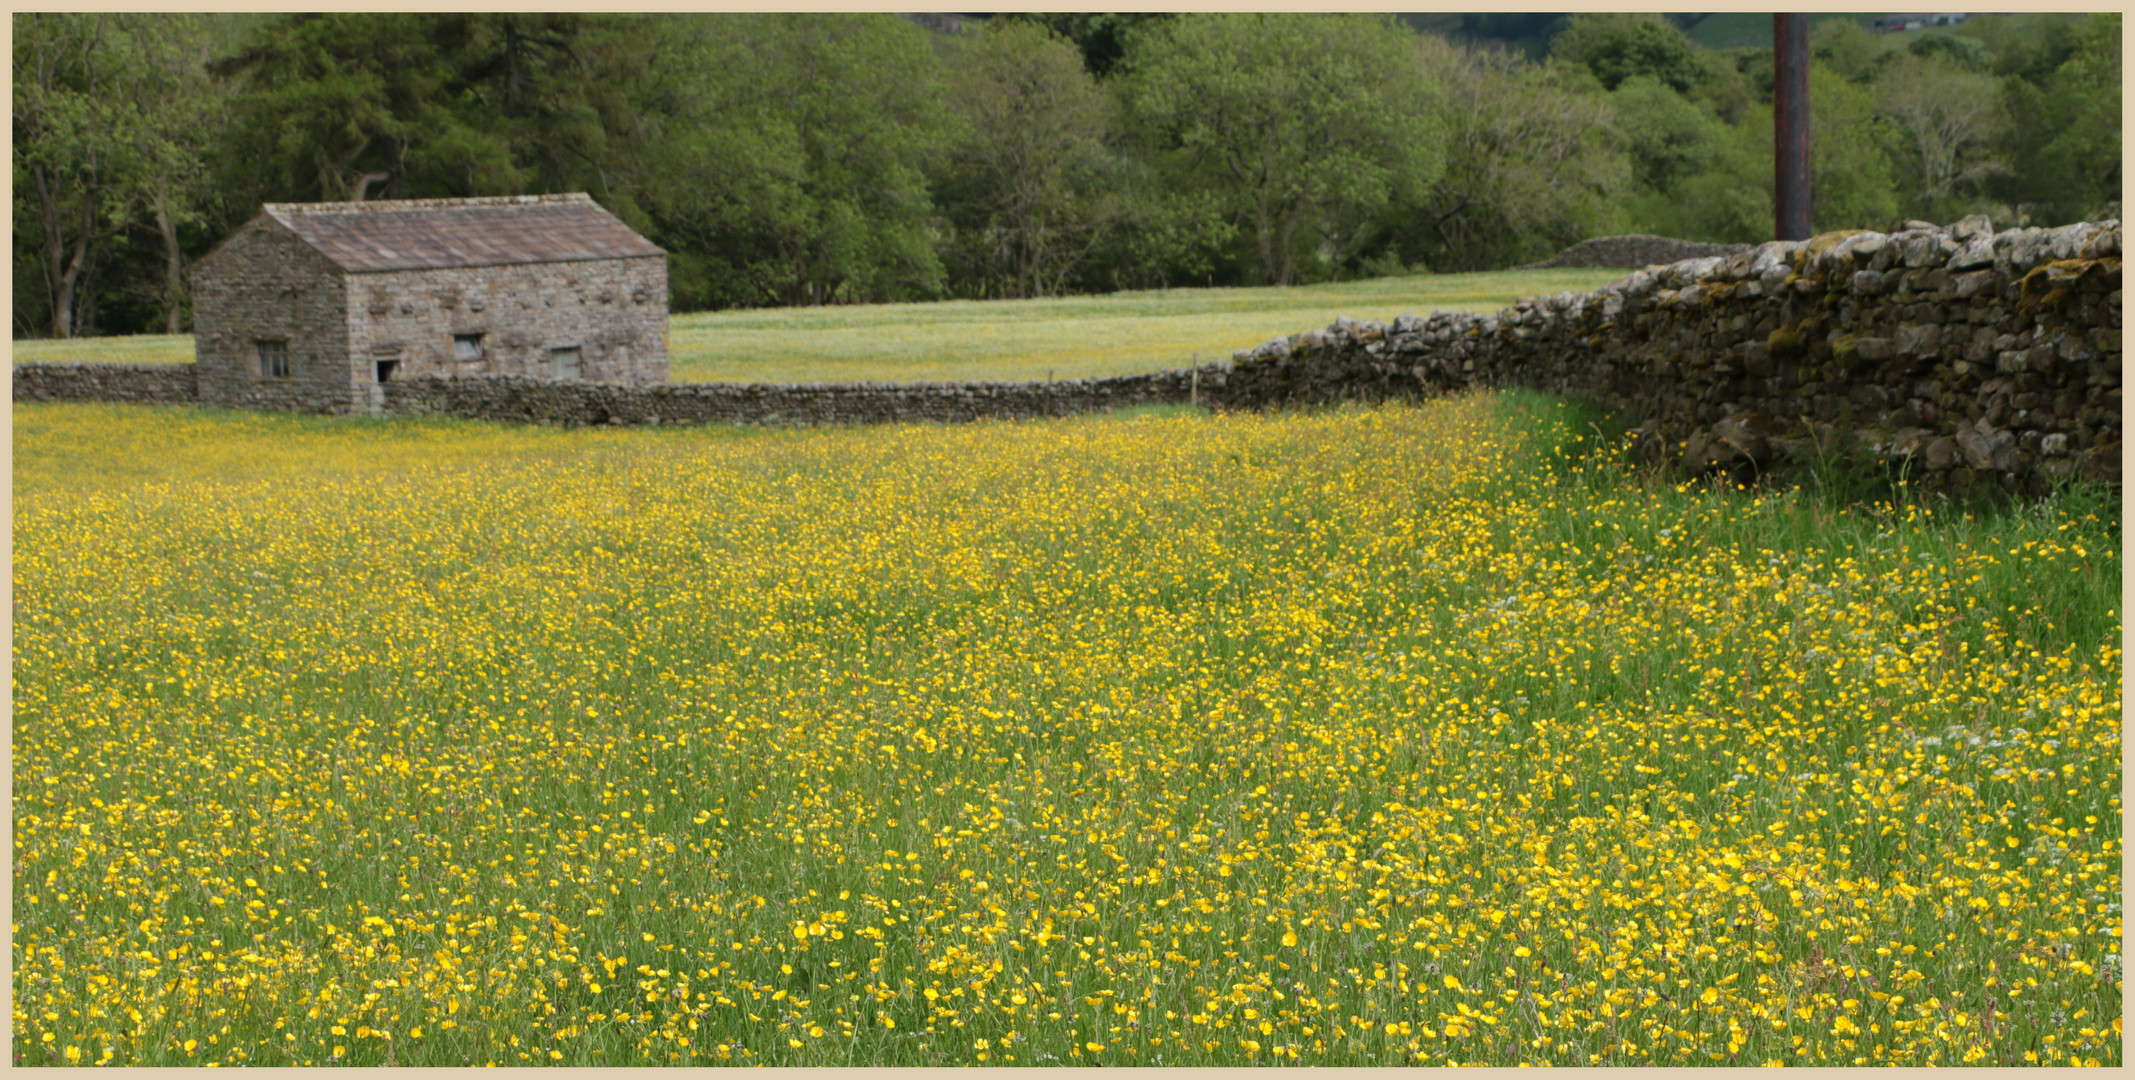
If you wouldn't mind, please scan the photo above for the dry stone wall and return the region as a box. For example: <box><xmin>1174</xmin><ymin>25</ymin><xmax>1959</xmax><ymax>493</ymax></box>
<box><xmin>15</xmin><ymin>218</ymin><xmax>2120</xmax><ymax>493</ymax></box>
<box><xmin>11</xmin><ymin>362</ymin><xmax>199</xmax><ymax>405</ymax></box>
<box><xmin>376</xmin><ymin>366</ymin><xmax>1212</xmax><ymax>427</ymax></box>
<box><xmin>1223</xmin><ymin>217</ymin><xmax>2121</xmax><ymax>493</ymax></box>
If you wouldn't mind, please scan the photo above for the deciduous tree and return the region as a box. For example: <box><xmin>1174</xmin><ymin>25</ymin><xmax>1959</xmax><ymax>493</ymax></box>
<box><xmin>116</xmin><ymin>16</ymin><xmax>228</xmax><ymax>334</ymax></box>
<box><xmin>1399</xmin><ymin>38</ymin><xmax>1630</xmax><ymax>272</ymax></box>
<box><xmin>629</xmin><ymin>14</ymin><xmax>950</xmax><ymax>308</ymax></box>
<box><xmin>1121</xmin><ymin>14</ymin><xmax>1444</xmax><ymax>286</ymax></box>
<box><xmin>15</xmin><ymin>14</ymin><xmax>129</xmax><ymax>337</ymax></box>
<box><xmin>1875</xmin><ymin>53</ymin><xmax>2011</xmax><ymax>219</ymax></box>
<box><xmin>936</xmin><ymin>21</ymin><xmax>1122</xmax><ymax>299</ymax></box>
<box><xmin>1552</xmin><ymin>14</ymin><xmax>1706</xmax><ymax>93</ymax></box>
<box><xmin>2029</xmin><ymin>13</ymin><xmax>2120</xmax><ymax>220</ymax></box>
<box><xmin>992</xmin><ymin>13</ymin><xmax>1173</xmax><ymax>78</ymax></box>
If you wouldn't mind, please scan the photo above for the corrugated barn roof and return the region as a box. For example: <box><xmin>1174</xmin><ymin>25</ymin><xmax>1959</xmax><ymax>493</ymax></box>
<box><xmin>262</xmin><ymin>193</ymin><xmax>663</xmax><ymax>273</ymax></box>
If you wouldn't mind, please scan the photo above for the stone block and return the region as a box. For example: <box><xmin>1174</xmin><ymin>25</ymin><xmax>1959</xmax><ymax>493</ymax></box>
<box><xmin>1896</xmin><ymin>324</ymin><xmax>1940</xmax><ymax>356</ymax></box>
<box><xmin>1956</xmin><ymin>421</ymin><xmax>2017</xmax><ymax>471</ymax></box>
<box><xmin>1743</xmin><ymin>342</ymin><xmax>1774</xmax><ymax>376</ymax></box>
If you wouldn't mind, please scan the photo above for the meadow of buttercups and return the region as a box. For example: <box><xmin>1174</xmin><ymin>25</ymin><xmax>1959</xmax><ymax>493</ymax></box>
<box><xmin>11</xmin><ymin>393</ymin><xmax>2120</xmax><ymax>1066</ymax></box>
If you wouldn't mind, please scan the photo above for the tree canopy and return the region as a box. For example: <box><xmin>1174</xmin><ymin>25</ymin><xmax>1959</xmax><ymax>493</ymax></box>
<box><xmin>12</xmin><ymin>11</ymin><xmax>2121</xmax><ymax>337</ymax></box>
<box><xmin>1121</xmin><ymin>14</ymin><xmax>1445</xmax><ymax>285</ymax></box>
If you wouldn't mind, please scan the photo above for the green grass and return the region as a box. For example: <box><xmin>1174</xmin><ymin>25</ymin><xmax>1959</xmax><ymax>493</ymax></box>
<box><xmin>9</xmin><ymin>269</ymin><xmax>1625</xmax><ymax>384</ymax></box>
<box><xmin>11</xmin><ymin>333</ymin><xmax>195</xmax><ymax>367</ymax></box>
<box><xmin>665</xmin><ymin>270</ymin><xmax>1623</xmax><ymax>384</ymax></box>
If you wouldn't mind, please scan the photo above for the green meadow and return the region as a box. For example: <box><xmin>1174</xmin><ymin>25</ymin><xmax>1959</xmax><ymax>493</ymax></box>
<box><xmin>11</xmin><ymin>392</ymin><xmax>2121</xmax><ymax>1066</ymax></box>
<box><xmin>11</xmin><ymin>269</ymin><xmax>1625</xmax><ymax>384</ymax></box>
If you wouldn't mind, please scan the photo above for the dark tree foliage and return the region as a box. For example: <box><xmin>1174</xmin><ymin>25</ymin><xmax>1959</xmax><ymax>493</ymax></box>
<box><xmin>209</xmin><ymin>14</ymin><xmax>602</xmax><ymax>203</ymax></box>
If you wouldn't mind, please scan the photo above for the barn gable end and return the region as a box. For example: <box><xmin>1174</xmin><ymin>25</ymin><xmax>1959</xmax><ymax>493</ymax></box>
<box><xmin>193</xmin><ymin>215</ymin><xmax>361</xmax><ymax>413</ymax></box>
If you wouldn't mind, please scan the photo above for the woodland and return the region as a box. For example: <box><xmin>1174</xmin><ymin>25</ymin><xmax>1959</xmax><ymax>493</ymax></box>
<box><xmin>12</xmin><ymin>12</ymin><xmax>2121</xmax><ymax>338</ymax></box>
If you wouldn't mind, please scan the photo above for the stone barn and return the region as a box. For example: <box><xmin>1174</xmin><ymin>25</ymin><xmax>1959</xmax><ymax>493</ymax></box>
<box><xmin>191</xmin><ymin>193</ymin><xmax>668</xmax><ymax>413</ymax></box>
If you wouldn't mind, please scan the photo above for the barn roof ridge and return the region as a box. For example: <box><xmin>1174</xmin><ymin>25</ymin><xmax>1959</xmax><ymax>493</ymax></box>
<box><xmin>256</xmin><ymin>193</ymin><xmax>664</xmax><ymax>273</ymax></box>
<box><xmin>262</xmin><ymin>192</ymin><xmax>599</xmax><ymax>217</ymax></box>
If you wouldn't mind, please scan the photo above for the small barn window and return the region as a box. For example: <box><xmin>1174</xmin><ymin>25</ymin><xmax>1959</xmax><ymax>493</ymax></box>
<box><xmin>257</xmin><ymin>340</ymin><xmax>290</xmax><ymax>378</ymax></box>
<box><xmin>453</xmin><ymin>333</ymin><xmax>485</xmax><ymax>361</ymax></box>
<box><xmin>372</xmin><ymin>345</ymin><xmax>403</xmax><ymax>384</ymax></box>
<box><xmin>550</xmin><ymin>346</ymin><xmax>583</xmax><ymax>382</ymax></box>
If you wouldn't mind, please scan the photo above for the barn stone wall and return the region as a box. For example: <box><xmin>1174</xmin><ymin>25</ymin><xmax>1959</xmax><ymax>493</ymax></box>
<box><xmin>350</xmin><ymin>256</ymin><xmax>668</xmax><ymax>388</ymax></box>
<box><xmin>191</xmin><ymin>218</ymin><xmax>361</xmax><ymax>413</ymax></box>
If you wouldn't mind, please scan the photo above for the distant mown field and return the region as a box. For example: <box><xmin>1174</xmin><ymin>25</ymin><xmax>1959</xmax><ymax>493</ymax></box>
<box><xmin>9</xmin><ymin>269</ymin><xmax>1625</xmax><ymax>384</ymax></box>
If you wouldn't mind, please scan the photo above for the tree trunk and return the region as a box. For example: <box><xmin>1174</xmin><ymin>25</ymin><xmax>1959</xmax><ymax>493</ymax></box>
<box><xmin>503</xmin><ymin>17</ymin><xmax>524</xmax><ymax>113</ymax></box>
<box><xmin>1252</xmin><ymin>203</ymin><xmax>1281</xmax><ymax>287</ymax></box>
<box><xmin>35</xmin><ymin>164</ymin><xmax>96</xmax><ymax>339</ymax></box>
<box><xmin>35</xmin><ymin>166</ymin><xmax>71</xmax><ymax>338</ymax></box>
<box><xmin>76</xmin><ymin>261</ymin><xmax>102</xmax><ymax>337</ymax></box>
<box><xmin>385</xmin><ymin>136</ymin><xmax>408</xmax><ymax>200</ymax></box>
<box><xmin>155</xmin><ymin>185</ymin><xmax>186</xmax><ymax>335</ymax></box>
<box><xmin>1275</xmin><ymin>211</ymin><xmax>1299</xmax><ymax>287</ymax></box>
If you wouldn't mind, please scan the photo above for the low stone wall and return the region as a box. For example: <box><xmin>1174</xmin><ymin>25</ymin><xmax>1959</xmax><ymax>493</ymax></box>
<box><xmin>14</xmin><ymin>217</ymin><xmax>2120</xmax><ymax>494</ymax></box>
<box><xmin>10</xmin><ymin>362</ymin><xmax>199</xmax><ymax>405</ymax></box>
<box><xmin>1516</xmin><ymin>234</ymin><xmax>1753</xmax><ymax>270</ymax></box>
<box><xmin>1226</xmin><ymin>216</ymin><xmax>2121</xmax><ymax>492</ymax></box>
<box><xmin>377</xmin><ymin>366</ymin><xmax>1219</xmax><ymax>427</ymax></box>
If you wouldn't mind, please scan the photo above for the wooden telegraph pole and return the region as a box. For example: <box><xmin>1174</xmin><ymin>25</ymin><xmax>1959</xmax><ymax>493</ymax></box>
<box><xmin>1773</xmin><ymin>13</ymin><xmax>1812</xmax><ymax>241</ymax></box>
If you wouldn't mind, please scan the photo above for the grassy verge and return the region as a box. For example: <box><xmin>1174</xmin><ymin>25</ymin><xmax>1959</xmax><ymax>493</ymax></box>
<box><xmin>12</xmin><ymin>396</ymin><xmax>2119</xmax><ymax>1067</ymax></box>
<box><xmin>9</xmin><ymin>269</ymin><xmax>1626</xmax><ymax>384</ymax></box>
<box><xmin>11</xmin><ymin>333</ymin><xmax>195</xmax><ymax>367</ymax></box>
